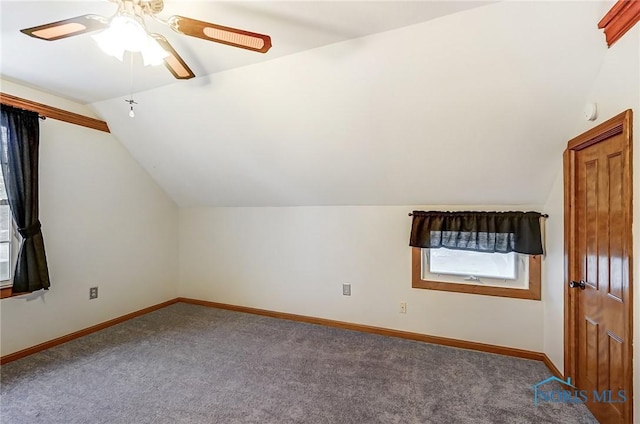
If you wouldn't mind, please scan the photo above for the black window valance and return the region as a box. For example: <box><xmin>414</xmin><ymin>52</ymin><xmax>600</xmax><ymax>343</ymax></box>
<box><xmin>409</xmin><ymin>211</ymin><xmax>544</xmax><ymax>255</ymax></box>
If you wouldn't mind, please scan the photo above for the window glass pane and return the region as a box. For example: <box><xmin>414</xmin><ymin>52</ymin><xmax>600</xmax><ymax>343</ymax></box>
<box><xmin>0</xmin><ymin>143</ymin><xmax>8</xmax><ymax>243</ymax></box>
<box><xmin>429</xmin><ymin>248</ymin><xmax>517</xmax><ymax>280</ymax></box>
<box><xmin>0</xmin><ymin>242</ymin><xmax>10</xmax><ymax>281</ymax></box>
<box><xmin>0</xmin><ymin>126</ymin><xmax>6</xmax><ymax>197</ymax></box>
<box><xmin>0</xmin><ymin>204</ymin><xmax>10</xmax><ymax>242</ymax></box>
<box><xmin>1</xmin><ymin>125</ymin><xmax>7</xmax><ymax>165</ymax></box>
<box><xmin>0</xmin><ymin>175</ymin><xmax>4</xmax><ymax>198</ymax></box>
<box><xmin>0</xmin><ymin>125</ymin><xmax>11</xmax><ymax>283</ymax></box>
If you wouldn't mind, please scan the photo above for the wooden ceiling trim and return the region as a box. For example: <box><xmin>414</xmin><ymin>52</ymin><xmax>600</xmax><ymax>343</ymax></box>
<box><xmin>0</xmin><ymin>92</ymin><xmax>110</xmax><ymax>133</ymax></box>
<box><xmin>598</xmin><ymin>0</ymin><xmax>640</xmax><ymax>47</ymax></box>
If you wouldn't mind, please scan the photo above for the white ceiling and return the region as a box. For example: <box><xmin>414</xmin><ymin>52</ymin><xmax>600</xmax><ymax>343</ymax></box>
<box><xmin>1</xmin><ymin>1</ymin><xmax>614</xmax><ymax>208</ymax></box>
<box><xmin>0</xmin><ymin>0</ymin><xmax>492</xmax><ymax>103</ymax></box>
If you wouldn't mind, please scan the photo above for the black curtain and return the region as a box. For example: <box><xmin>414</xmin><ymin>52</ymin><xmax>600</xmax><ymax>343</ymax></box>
<box><xmin>409</xmin><ymin>211</ymin><xmax>544</xmax><ymax>255</ymax></box>
<box><xmin>0</xmin><ymin>105</ymin><xmax>50</xmax><ymax>293</ymax></box>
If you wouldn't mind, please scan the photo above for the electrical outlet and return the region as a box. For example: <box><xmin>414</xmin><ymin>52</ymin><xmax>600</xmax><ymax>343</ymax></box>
<box><xmin>400</xmin><ymin>301</ymin><xmax>407</xmax><ymax>314</ymax></box>
<box><xmin>89</xmin><ymin>286</ymin><xmax>98</xmax><ymax>300</ymax></box>
<box><xmin>342</xmin><ymin>283</ymin><xmax>351</xmax><ymax>296</ymax></box>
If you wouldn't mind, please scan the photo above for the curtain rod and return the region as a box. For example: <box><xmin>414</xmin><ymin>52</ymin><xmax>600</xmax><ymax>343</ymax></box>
<box><xmin>1</xmin><ymin>102</ymin><xmax>46</xmax><ymax>120</ymax></box>
<box><xmin>408</xmin><ymin>212</ymin><xmax>549</xmax><ymax>218</ymax></box>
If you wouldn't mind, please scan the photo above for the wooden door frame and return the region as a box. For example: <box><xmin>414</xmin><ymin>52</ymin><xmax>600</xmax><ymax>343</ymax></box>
<box><xmin>563</xmin><ymin>109</ymin><xmax>633</xmax><ymax>418</ymax></box>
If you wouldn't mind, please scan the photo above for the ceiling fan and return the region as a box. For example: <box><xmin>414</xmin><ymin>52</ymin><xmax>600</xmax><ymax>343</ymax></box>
<box><xmin>20</xmin><ymin>0</ymin><xmax>272</xmax><ymax>80</ymax></box>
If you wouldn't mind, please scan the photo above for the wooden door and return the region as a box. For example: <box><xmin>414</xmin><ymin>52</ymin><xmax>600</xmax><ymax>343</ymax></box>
<box><xmin>564</xmin><ymin>110</ymin><xmax>633</xmax><ymax>423</ymax></box>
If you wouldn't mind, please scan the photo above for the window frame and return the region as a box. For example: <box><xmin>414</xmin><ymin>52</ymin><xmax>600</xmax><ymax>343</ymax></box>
<box><xmin>411</xmin><ymin>247</ymin><xmax>541</xmax><ymax>300</ymax></box>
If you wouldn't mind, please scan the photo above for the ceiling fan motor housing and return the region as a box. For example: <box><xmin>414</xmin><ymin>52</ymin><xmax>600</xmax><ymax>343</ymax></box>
<box><xmin>146</xmin><ymin>0</ymin><xmax>164</xmax><ymax>15</ymax></box>
<box><xmin>116</xmin><ymin>0</ymin><xmax>164</xmax><ymax>15</ymax></box>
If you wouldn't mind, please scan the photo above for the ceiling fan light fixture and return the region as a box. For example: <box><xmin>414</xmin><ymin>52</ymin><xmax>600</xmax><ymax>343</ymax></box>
<box><xmin>20</xmin><ymin>0</ymin><xmax>272</xmax><ymax>81</ymax></box>
<box><xmin>92</xmin><ymin>27</ymin><xmax>126</xmax><ymax>61</ymax></box>
<box><xmin>141</xmin><ymin>36</ymin><xmax>169</xmax><ymax>66</ymax></box>
<box><xmin>92</xmin><ymin>13</ymin><xmax>167</xmax><ymax>66</ymax></box>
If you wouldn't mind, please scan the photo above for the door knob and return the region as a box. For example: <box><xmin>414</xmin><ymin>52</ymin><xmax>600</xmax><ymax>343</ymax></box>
<box><xmin>569</xmin><ymin>280</ymin><xmax>586</xmax><ymax>290</ymax></box>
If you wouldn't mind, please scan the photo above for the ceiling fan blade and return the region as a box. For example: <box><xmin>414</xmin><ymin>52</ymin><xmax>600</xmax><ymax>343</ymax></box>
<box><xmin>149</xmin><ymin>34</ymin><xmax>195</xmax><ymax>80</ymax></box>
<box><xmin>20</xmin><ymin>15</ymin><xmax>109</xmax><ymax>41</ymax></box>
<box><xmin>167</xmin><ymin>15</ymin><xmax>272</xmax><ymax>53</ymax></box>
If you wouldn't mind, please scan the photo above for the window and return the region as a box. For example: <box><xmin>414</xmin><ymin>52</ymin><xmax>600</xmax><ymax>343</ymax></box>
<box><xmin>409</xmin><ymin>210</ymin><xmax>544</xmax><ymax>300</ymax></box>
<box><xmin>0</xmin><ymin>125</ymin><xmax>19</xmax><ymax>291</ymax></box>
<box><xmin>411</xmin><ymin>247</ymin><xmax>541</xmax><ymax>300</ymax></box>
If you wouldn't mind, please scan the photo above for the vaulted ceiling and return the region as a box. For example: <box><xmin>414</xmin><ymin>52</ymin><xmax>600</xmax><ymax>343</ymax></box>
<box><xmin>1</xmin><ymin>1</ymin><xmax>611</xmax><ymax>207</ymax></box>
<box><xmin>1</xmin><ymin>1</ymin><xmax>492</xmax><ymax>103</ymax></box>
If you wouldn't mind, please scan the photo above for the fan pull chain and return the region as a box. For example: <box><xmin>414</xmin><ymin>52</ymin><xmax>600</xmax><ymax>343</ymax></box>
<box><xmin>125</xmin><ymin>52</ymin><xmax>138</xmax><ymax>118</ymax></box>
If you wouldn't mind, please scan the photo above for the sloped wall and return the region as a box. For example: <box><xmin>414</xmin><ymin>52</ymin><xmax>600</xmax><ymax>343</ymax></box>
<box><xmin>91</xmin><ymin>1</ymin><xmax>604</xmax><ymax>209</ymax></box>
<box><xmin>0</xmin><ymin>81</ymin><xmax>179</xmax><ymax>356</ymax></box>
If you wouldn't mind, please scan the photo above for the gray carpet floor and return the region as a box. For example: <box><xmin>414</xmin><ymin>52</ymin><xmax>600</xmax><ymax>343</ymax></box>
<box><xmin>1</xmin><ymin>303</ymin><xmax>597</xmax><ymax>423</ymax></box>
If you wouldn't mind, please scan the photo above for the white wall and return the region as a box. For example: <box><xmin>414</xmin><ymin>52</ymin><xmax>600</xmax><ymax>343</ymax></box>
<box><xmin>180</xmin><ymin>205</ymin><xmax>544</xmax><ymax>351</ymax></box>
<box><xmin>0</xmin><ymin>80</ymin><xmax>180</xmax><ymax>356</ymax></box>
<box><xmin>541</xmin><ymin>23</ymin><xmax>639</xmax><ymax>416</ymax></box>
